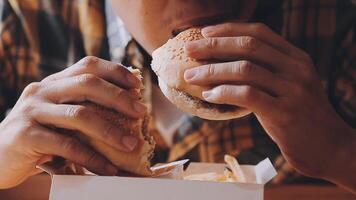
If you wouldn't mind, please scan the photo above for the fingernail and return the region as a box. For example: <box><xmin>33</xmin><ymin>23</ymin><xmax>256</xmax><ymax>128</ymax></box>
<box><xmin>184</xmin><ymin>69</ymin><xmax>197</xmax><ymax>81</ymax></box>
<box><xmin>105</xmin><ymin>164</ymin><xmax>118</xmax><ymax>176</ymax></box>
<box><xmin>133</xmin><ymin>101</ymin><xmax>147</xmax><ymax>113</ymax></box>
<box><xmin>202</xmin><ymin>90</ymin><xmax>213</xmax><ymax>100</ymax></box>
<box><xmin>201</xmin><ymin>26</ymin><xmax>215</xmax><ymax>37</ymax></box>
<box><xmin>122</xmin><ymin>135</ymin><xmax>138</xmax><ymax>151</ymax></box>
<box><xmin>127</xmin><ymin>73</ymin><xmax>140</xmax><ymax>86</ymax></box>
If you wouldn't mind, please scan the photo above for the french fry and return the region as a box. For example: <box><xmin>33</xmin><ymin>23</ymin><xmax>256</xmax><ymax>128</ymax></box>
<box><xmin>224</xmin><ymin>167</ymin><xmax>237</xmax><ymax>182</ymax></box>
<box><xmin>224</xmin><ymin>155</ymin><xmax>246</xmax><ymax>183</ymax></box>
<box><xmin>183</xmin><ymin>155</ymin><xmax>246</xmax><ymax>183</ymax></box>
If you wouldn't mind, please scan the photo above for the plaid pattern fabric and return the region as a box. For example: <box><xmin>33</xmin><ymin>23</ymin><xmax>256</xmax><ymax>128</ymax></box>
<box><xmin>0</xmin><ymin>0</ymin><xmax>110</xmax><ymax>119</ymax></box>
<box><xmin>0</xmin><ymin>0</ymin><xmax>355</xmax><ymax>185</ymax></box>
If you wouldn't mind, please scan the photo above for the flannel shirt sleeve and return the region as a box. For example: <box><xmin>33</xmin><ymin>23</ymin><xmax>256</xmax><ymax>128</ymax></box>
<box><xmin>333</xmin><ymin>3</ymin><xmax>356</xmax><ymax>127</ymax></box>
<box><xmin>0</xmin><ymin>0</ymin><xmax>25</xmax><ymax>120</ymax></box>
<box><xmin>272</xmin><ymin>1</ymin><xmax>356</xmax><ymax>185</ymax></box>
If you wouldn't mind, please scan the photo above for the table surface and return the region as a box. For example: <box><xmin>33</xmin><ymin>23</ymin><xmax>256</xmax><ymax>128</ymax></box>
<box><xmin>0</xmin><ymin>174</ymin><xmax>355</xmax><ymax>200</ymax></box>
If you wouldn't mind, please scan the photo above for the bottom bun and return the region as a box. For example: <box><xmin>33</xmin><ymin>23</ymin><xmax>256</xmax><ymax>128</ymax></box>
<box><xmin>158</xmin><ymin>78</ymin><xmax>251</xmax><ymax>120</ymax></box>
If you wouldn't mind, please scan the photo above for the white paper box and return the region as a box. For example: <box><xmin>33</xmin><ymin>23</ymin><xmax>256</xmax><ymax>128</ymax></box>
<box><xmin>49</xmin><ymin>158</ymin><xmax>277</xmax><ymax>200</ymax></box>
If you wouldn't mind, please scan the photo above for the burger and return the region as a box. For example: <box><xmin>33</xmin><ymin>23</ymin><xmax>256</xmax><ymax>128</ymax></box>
<box><xmin>42</xmin><ymin>69</ymin><xmax>156</xmax><ymax>177</ymax></box>
<box><xmin>77</xmin><ymin>68</ymin><xmax>155</xmax><ymax>176</ymax></box>
<box><xmin>78</xmin><ymin>102</ymin><xmax>155</xmax><ymax>176</ymax></box>
<box><xmin>151</xmin><ymin>28</ymin><xmax>251</xmax><ymax>120</ymax></box>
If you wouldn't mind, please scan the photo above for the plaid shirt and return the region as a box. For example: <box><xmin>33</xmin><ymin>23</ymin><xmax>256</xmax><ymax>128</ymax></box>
<box><xmin>0</xmin><ymin>0</ymin><xmax>355</xmax><ymax>185</ymax></box>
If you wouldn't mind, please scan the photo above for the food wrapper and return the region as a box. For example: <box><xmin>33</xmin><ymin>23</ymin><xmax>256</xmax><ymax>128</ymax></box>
<box><xmin>50</xmin><ymin>157</ymin><xmax>277</xmax><ymax>200</ymax></box>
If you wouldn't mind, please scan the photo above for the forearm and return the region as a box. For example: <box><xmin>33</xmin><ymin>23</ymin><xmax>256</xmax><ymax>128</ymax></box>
<box><xmin>324</xmin><ymin>128</ymin><xmax>356</xmax><ymax>194</ymax></box>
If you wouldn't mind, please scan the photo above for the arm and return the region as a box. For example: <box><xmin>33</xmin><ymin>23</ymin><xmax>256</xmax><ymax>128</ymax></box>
<box><xmin>328</xmin><ymin>130</ymin><xmax>356</xmax><ymax>193</ymax></box>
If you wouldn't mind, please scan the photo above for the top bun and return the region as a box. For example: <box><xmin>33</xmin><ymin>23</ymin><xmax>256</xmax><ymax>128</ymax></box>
<box><xmin>151</xmin><ymin>28</ymin><xmax>251</xmax><ymax>120</ymax></box>
<box><xmin>152</xmin><ymin>28</ymin><xmax>209</xmax><ymax>99</ymax></box>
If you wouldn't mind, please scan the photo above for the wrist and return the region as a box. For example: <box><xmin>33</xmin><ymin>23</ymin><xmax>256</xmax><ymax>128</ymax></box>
<box><xmin>324</xmin><ymin>127</ymin><xmax>356</xmax><ymax>194</ymax></box>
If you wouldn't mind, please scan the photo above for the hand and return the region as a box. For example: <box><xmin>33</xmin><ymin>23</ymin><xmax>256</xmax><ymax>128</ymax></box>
<box><xmin>184</xmin><ymin>23</ymin><xmax>356</xmax><ymax>190</ymax></box>
<box><xmin>0</xmin><ymin>56</ymin><xmax>147</xmax><ymax>189</ymax></box>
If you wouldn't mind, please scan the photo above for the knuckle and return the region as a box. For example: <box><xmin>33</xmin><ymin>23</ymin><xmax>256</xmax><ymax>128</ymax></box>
<box><xmin>79</xmin><ymin>56</ymin><xmax>99</xmax><ymax>68</ymax></box>
<box><xmin>106</xmin><ymin>63</ymin><xmax>124</xmax><ymax>73</ymax></box>
<box><xmin>76</xmin><ymin>74</ymin><xmax>99</xmax><ymax>86</ymax></box>
<box><xmin>113</xmin><ymin>87</ymin><xmax>126</xmax><ymax>100</ymax></box>
<box><xmin>253</xmin><ymin>23</ymin><xmax>269</xmax><ymax>34</ymax></box>
<box><xmin>216</xmin><ymin>86</ymin><xmax>228</xmax><ymax>96</ymax></box>
<box><xmin>20</xmin><ymin>120</ymin><xmax>37</xmax><ymax>135</ymax></box>
<box><xmin>61</xmin><ymin>138</ymin><xmax>79</xmax><ymax>154</ymax></box>
<box><xmin>65</xmin><ymin>105</ymin><xmax>88</xmax><ymax>121</ymax></box>
<box><xmin>237</xmin><ymin>36</ymin><xmax>259</xmax><ymax>52</ymax></box>
<box><xmin>206</xmin><ymin>38</ymin><xmax>218</xmax><ymax>49</ymax></box>
<box><xmin>23</xmin><ymin>82</ymin><xmax>41</xmax><ymax>97</ymax></box>
<box><xmin>205</xmin><ymin>64</ymin><xmax>216</xmax><ymax>77</ymax></box>
<box><xmin>41</xmin><ymin>74</ymin><xmax>56</xmax><ymax>83</ymax></box>
<box><xmin>21</xmin><ymin>101</ymin><xmax>37</xmax><ymax>114</ymax></box>
<box><xmin>236</xmin><ymin>61</ymin><xmax>255</xmax><ymax>76</ymax></box>
<box><xmin>221</xmin><ymin>22</ymin><xmax>234</xmax><ymax>32</ymax></box>
<box><xmin>215</xmin><ymin>85</ymin><xmax>232</xmax><ymax>100</ymax></box>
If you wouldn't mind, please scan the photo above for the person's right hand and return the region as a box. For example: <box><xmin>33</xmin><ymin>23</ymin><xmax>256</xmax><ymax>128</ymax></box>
<box><xmin>0</xmin><ymin>56</ymin><xmax>147</xmax><ymax>189</ymax></box>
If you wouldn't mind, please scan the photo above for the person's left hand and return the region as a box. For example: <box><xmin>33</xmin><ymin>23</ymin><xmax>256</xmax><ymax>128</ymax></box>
<box><xmin>183</xmin><ymin>22</ymin><xmax>355</xmax><ymax>185</ymax></box>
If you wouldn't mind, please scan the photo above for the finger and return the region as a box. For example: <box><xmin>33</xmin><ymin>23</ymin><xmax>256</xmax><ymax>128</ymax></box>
<box><xmin>43</xmin><ymin>74</ymin><xmax>147</xmax><ymax>118</ymax></box>
<box><xmin>201</xmin><ymin>23</ymin><xmax>309</xmax><ymax>61</ymax></box>
<box><xmin>184</xmin><ymin>60</ymin><xmax>287</xmax><ymax>96</ymax></box>
<box><xmin>33</xmin><ymin>103</ymin><xmax>138</xmax><ymax>153</ymax></box>
<box><xmin>42</xmin><ymin>56</ymin><xmax>141</xmax><ymax>89</ymax></box>
<box><xmin>30</xmin><ymin>168</ymin><xmax>43</xmax><ymax>176</ymax></box>
<box><xmin>202</xmin><ymin>85</ymin><xmax>276</xmax><ymax>114</ymax></box>
<box><xmin>31</xmin><ymin>126</ymin><xmax>118</xmax><ymax>176</ymax></box>
<box><xmin>185</xmin><ymin>36</ymin><xmax>299</xmax><ymax>74</ymax></box>
<box><xmin>36</xmin><ymin>155</ymin><xmax>54</xmax><ymax>166</ymax></box>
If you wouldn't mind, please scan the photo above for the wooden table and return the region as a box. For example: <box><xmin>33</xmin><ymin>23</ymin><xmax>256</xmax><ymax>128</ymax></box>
<box><xmin>0</xmin><ymin>174</ymin><xmax>51</xmax><ymax>200</ymax></box>
<box><xmin>265</xmin><ymin>185</ymin><xmax>355</xmax><ymax>200</ymax></box>
<box><xmin>0</xmin><ymin>174</ymin><xmax>355</xmax><ymax>200</ymax></box>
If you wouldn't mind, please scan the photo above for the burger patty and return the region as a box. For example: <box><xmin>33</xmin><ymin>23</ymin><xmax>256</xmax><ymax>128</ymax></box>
<box><xmin>141</xmin><ymin>115</ymin><xmax>155</xmax><ymax>161</ymax></box>
<box><xmin>177</xmin><ymin>89</ymin><xmax>240</xmax><ymax>113</ymax></box>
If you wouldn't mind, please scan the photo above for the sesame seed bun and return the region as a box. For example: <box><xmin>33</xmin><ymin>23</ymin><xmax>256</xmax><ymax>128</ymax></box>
<box><xmin>151</xmin><ymin>28</ymin><xmax>251</xmax><ymax>120</ymax></box>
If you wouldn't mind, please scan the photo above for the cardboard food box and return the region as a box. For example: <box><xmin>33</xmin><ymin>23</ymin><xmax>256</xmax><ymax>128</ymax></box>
<box><xmin>49</xmin><ymin>158</ymin><xmax>277</xmax><ymax>200</ymax></box>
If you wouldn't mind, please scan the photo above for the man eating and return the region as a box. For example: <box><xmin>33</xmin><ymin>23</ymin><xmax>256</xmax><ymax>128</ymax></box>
<box><xmin>0</xmin><ymin>0</ymin><xmax>355</xmax><ymax>193</ymax></box>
